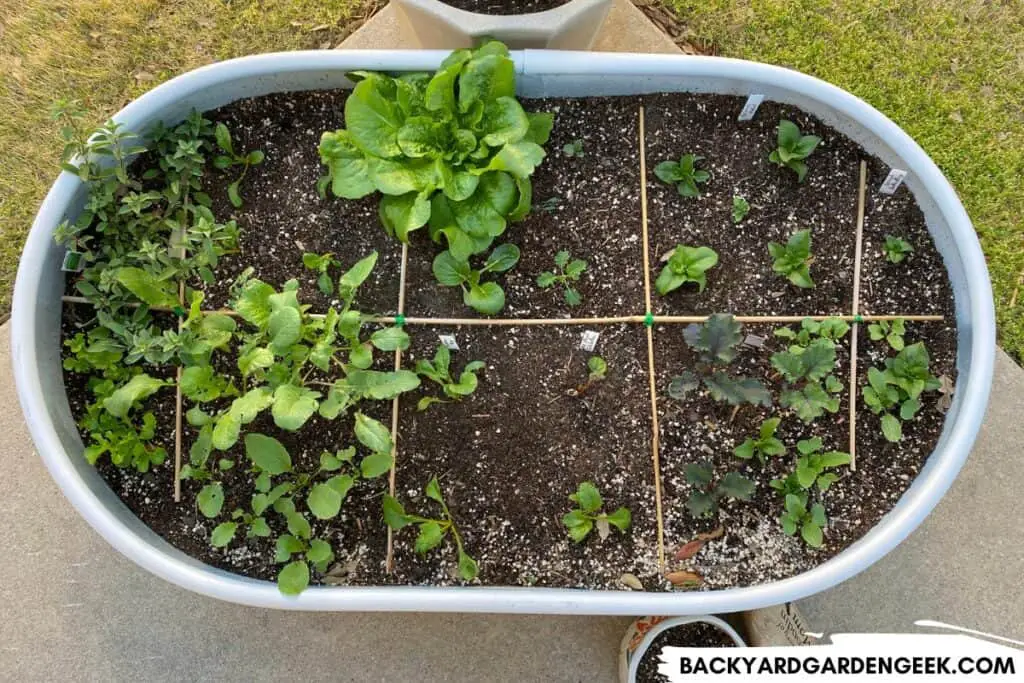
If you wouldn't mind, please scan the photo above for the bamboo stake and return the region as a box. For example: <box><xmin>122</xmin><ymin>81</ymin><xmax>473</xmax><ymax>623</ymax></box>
<box><xmin>385</xmin><ymin>243</ymin><xmax>409</xmax><ymax>574</ymax></box>
<box><xmin>174</xmin><ymin>280</ymin><xmax>185</xmax><ymax>502</ymax></box>
<box><xmin>638</xmin><ymin>106</ymin><xmax>667</xmax><ymax>574</ymax></box>
<box><xmin>849</xmin><ymin>161</ymin><xmax>868</xmax><ymax>472</ymax></box>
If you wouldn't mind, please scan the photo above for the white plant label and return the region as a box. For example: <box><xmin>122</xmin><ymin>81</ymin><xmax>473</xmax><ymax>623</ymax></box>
<box><xmin>438</xmin><ymin>334</ymin><xmax>460</xmax><ymax>351</ymax></box>
<box><xmin>879</xmin><ymin>168</ymin><xmax>907</xmax><ymax>195</ymax></box>
<box><xmin>579</xmin><ymin>330</ymin><xmax>601</xmax><ymax>352</ymax></box>
<box><xmin>738</xmin><ymin>94</ymin><xmax>765</xmax><ymax>121</ymax></box>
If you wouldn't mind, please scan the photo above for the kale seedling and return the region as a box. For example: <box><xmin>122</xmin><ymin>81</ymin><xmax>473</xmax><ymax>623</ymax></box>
<box><xmin>732</xmin><ymin>195</ymin><xmax>750</xmax><ymax>224</ymax></box>
<box><xmin>780</xmin><ymin>494</ymin><xmax>828</xmax><ymax>548</ymax></box>
<box><xmin>415</xmin><ymin>344</ymin><xmax>486</xmax><ymax>411</ymax></box>
<box><xmin>868</xmin><ymin>318</ymin><xmax>906</xmax><ymax>351</ymax></box>
<box><xmin>882</xmin><ymin>235</ymin><xmax>914</xmax><ymax>264</ymax></box>
<box><xmin>536</xmin><ymin>249</ymin><xmax>587</xmax><ymax>306</ymax></box>
<box><xmin>562</xmin><ymin>482</ymin><xmax>631</xmax><ymax>542</ymax></box>
<box><xmin>562</xmin><ymin>139</ymin><xmax>584</xmax><ymax>158</ymax></box>
<box><xmin>768</xmin><ymin>120</ymin><xmax>821</xmax><ymax>182</ymax></box>
<box><xmin>862</xmin><ymin>342</ymin><xmax>941</xmax><ymax>442</ymax></box>
<box><xmin>768</xmin><ymin>229</ymin><xmax>814</xmax><ymax>288</ymax></box>
<box><xmin>734</xmin><ymin>417</ymin><xmax>786</xmax><ymax>464</ymax></box>
<box><xmin>213</xmin><ymin>122</ymin><xmax>265</xmax><ymax>208</ymax></box>
<box><xmin>685</xmin><ymin>462</ymin><xmax>755</xmax><ymax>518</ymax></box>
<box><xmin>432</xmin><ymin>243</ymin><xmax>520</xmax><ymax>315</ymax></box>
<box><xmin>654</xmin><ymin>154</ymin><xmax>711</xmax><ymax>197</ymax></box>
<box><xmin>667</xmin><ymin>314</ymin><xmax>771</xmax><ymax>408</ymax></box>
<box><xmin>655</xmin><ymin>245</ymin><xmax>719</xmax><ymax>295</ymax></box>
<box><xmin>302</xmin><ymin>252</ymin><xmax>339</xmax><ymax>295</ymax></box>
<box><xmin>383</xmin><ymin>477</ymin><xmax>478</xmax><ymax>580</ymax></box>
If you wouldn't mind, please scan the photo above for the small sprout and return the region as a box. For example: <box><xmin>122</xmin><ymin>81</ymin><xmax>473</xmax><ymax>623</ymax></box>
<box><xmin>536</xmin><ymin>249</ymin><xmax>587</xmax><ymax>306</ymax></box>
<box><xmin>685</xmin><ymin>462</ymin><xmax>755</xmax><ymax>518</ymax></box>
<box><xmin>213</xmin><ymin>122</ymin><xmax>265</xmax><ymax>207</ymax></box>
<box><xmin>654</xmin><ymin>154</ymin><xmax>711</xmax><ymax>197</ymax></box>
<box><xmin>780</xmin><ymin>493</ymin><xmax>828</xmax><ymax>547</ymax></box>
<box><xmin>791</xmin><ymin>437</ymin><xmax>851</xmax><ymax>491</ymax></box>
<box><xmin>734</xmin><ymin>417</ymin><xmax>787</xmax><ymax>464</ymax></box>
<box><xmin>562</xmin><ymin>481</ymin><xmax>632</xmax><ymax>542</ymax></box>
<box><xmin>302</xmin><ymin>252</ymin><xmax>338</xmax><ymax>295</ymax></box>
<box><xmin>432</xmin><ymin>244</ymin><xmax>520</xmax><ymax>315</ymax></box>
<box><xmin>883</xmin><ymin>235</ymin><xmax>914</xmax><ymax>264</ymax></box>
<box><xmin>587</xmin><ymin>356</ymin><xmax>607</xmax><ymax>382</ymax></box>
<box><xmin>536</xmin><ymin>196</ymin><xmax>562</xmax><ymax>214</ymax></box>
<box><xmin>768</xmin><ymin>229</ymin><xmax>814</xmax><ymax>288</ymax></box>
<box><xmin>383</xmin><ymin>477</ymin><xmax>478</xmax><ymax>581</ymax></box>
<box><xmin>868</xmin><ymin>318</ymin><xmax>906</xmax><ymax>351</ymax></box>
<box><xmin>732</xmin><ymin>195</ymin><xmax>750</xmax><ymax>223</ymax></box>
<box><xmin>655</xmin><ymin>245</ymin><xmax>719</xmax><ymax>295</ymax></box>
<box><xmin>862</xmin><ymin>342</ymin><xmax>941</xmax><ymax>442</ymax></box>
<box><xmin>769</xmin><ymin>119</ymin><xmax>821</xmax><ymax>182</ymax></box>
<box><xmin>562</xmin><ymin>139</ymin><xmax>584</xmax><ymax>158</ymax></box>
<box><xmin>415</xmin><ymin>345</ymin><xmax>485</xmax><ymax>411</ymax></box>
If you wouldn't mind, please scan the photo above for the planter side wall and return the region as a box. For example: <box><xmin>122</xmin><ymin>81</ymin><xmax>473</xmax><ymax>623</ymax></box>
<box><xmin>13</xmin><ymin>50</ymin><xmax>995</xmax><ymax>614</ymax></box>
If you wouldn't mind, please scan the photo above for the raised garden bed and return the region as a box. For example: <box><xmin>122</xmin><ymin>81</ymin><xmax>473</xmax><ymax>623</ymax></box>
<box><xmin>16</xmin><ymin>47</ymin><xmax>992</xmax><ymax>612</ymax></box>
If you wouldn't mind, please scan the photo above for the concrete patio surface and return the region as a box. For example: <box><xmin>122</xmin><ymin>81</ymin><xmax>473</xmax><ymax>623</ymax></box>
<box><xmin>2</xmin><ymin>4</ymin><xmax>1022</xmax><ymax>680</ymax></box>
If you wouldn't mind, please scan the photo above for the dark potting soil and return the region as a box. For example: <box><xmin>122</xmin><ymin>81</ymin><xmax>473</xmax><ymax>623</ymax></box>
<box><xmin>439</xmin><ymin>0</ymin><xmax>573</xmax><ymax>16</ymax></box>
<box><xmin>636</xmin><ymin>621</ymin><xmax>737</xmax><ymax>683</ymax></box>
<box><xmin>58</xmin><ymin>88</ymin><xmax>958</xmax><ymax>591</ymax></box>
<box><xmin>404</xmin><ymin>96</ymin><xmax>647</xmax><ymax>320</ymax></box>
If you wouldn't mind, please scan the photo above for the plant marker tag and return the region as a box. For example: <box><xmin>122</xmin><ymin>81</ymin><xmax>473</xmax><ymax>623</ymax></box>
<box><xmin>879</xmin><ymin>168</ymin><xmax>907</xmax><ymax>195</ymax></box>
<box><xmin>61</xmin><ymin>251</ymin><xmax>85</xmax><ymax>273</ymax></box>
<box><xmin>438</xmin><ymin>334</ymin><xmax>459</xmax><ymax>351</ymax></box>
<box><xmin>579</xmin><ymin>330</ymin><xmax>600</xmax><ymax>352</ymax></box>
<box><xmin>738</xmin><ymin>94</ymin><xmax>765</xmax><ymax>121</ymax></box>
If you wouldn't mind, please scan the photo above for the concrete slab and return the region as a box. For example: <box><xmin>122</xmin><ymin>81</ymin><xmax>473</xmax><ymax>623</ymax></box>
<box><xmin>338</xmin><ymin>0</ymin><xmax>682</xmax><ymax>54</ymax></box>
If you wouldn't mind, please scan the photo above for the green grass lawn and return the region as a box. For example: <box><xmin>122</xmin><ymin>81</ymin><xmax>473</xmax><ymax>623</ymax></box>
<box><xmin>1</xmin><ymin>0</ymin><xmax>1021</xmax><ymax>360</ymax></box>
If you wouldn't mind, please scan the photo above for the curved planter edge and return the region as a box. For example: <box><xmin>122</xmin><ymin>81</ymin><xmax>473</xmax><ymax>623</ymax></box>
<box><xmin>13</xmin><ymin>49</ymin><xmax>996</xmax><ymax>613</ymax></box>
<box><xmin>619</xmin><ymin>615</ymin><xmax>746</xmax><ymax>683</ymax></box>
<box><xmin>392</xmin><ymin>0</ymin><xmax>613</xmax><ymax>49</ymax></box>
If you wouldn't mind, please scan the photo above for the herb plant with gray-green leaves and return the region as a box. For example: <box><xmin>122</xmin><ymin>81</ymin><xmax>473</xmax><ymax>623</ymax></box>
<box><xmin>668</xmin><ymin>314</ymin><xmax>771</xmax><ymax>408</ymax></box>
<box><xmin>684</xmin><ymin>462</ymin><xmax>755</xmax><ymax>519</ymax></box>
<box><xmin>414</xmin><ymin>344</ymin><xmax>486</xmax><ymax>411</ymax></box>
<box><xmin>768</xmin><ymin>119</ymin><xmax>821</xmax><ymax>182</ymax></box>
<box><xmin>317</xmin><ymin>41</ymin><xmax>551</xmax><ymax>312</ymax></box>
<box><xmin>537</xmin><ymin>249</ymin><xmax>587</xmax><ymax>306</ymax></box>
<box><xmin>384</xmin><ymin>477</ymin><xmax>479</xmax><ymax>580</ymax></box>
<box><xmin>768</xmin><ymin>229</ymin><xmax>814</xmax><ymax>288</ymax></box>
<box><xmin>862</xmin><ymin>342</ymin><xmax>941</xmax><ymax>442</ymax></box>
<box><xmin>655</xmin><ymin>154</ymin><xmax>711</xmax><ymax>197</ymax></box>
<box><xmin>656</xmin><ymin>245</ymin><xmax>719</xmax><ymax>295</ymax></box>
<box><xmin>562</xmin><ymin>482</ymin><xmax>631</xmax><ymax>542</ymax></box>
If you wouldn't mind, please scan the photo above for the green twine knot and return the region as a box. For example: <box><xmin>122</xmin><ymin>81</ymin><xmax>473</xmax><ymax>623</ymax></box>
<box><xmin>853</xmin><ymin>314</ymin><xmax>864</xmax><ymax>323</ymax></box>
<box><xmin>643</xmin><ymin>312</ymin><xmax>655</xmax><ymax>327</ymax></box>
<box><xmin>172</xmin><ymin>306</ymin><xmax>186</xmax><ymax>317</ymax></box>
<box><xmin>394</xmin><ymin>314</ymin><xmax>406</xmax><ymax>327</ymax></box>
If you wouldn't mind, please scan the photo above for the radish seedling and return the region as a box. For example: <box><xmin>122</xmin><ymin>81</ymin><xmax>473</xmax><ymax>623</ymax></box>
<box><xmin>769</xmin><ymin>120</ymin><xmax>820</xmax><ymax>182</ymax></box>
<box><xmin>656</xmin><ymin>245</ymin><xmax>719</xmax><ymax>295</ymax></box>
<box><xmin>415</xmin><ymin>344</ymin><xmax>486</xmax><ymax>411</ymax></box>
<box><xmin>655</xmin><ymin>154</ymin><xmax>711</xmax><ymax>197</ymax></box>
<box><xmin>768</xmin><ymin>229</ymin><xmax>814</xmax><ymax>289</ymax></box>
<box><xmin>213</xmin><ymin>122</ymin><xmax>265</xmax><ymax>208</ymax></box>
<box><xmin>562</xmin><ymin>482</ymin><xmax>631</xmax><ymax>542</ymax></box>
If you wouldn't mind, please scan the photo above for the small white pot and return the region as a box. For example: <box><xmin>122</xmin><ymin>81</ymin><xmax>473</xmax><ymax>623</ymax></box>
<box><xmin>619</xmin><ymin>615</ymin><xmax>746</xmax><ymax>682</ymax></box>
<box><xmin>392</xmin><ymin>0</ymin><xmax>613</xmax><ymax>49</ymax></box>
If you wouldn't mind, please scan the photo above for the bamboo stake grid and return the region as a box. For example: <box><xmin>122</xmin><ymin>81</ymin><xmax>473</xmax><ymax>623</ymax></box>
<box><xmin>59</xmin><ymin>103</ymin><xmax>947</xmax><ymax>581</ymax></box>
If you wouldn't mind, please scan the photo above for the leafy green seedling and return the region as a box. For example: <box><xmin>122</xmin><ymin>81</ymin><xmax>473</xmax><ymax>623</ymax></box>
<box><xmin>415</xmin><ymin>345</ymin><xmax>486</xmax><ymax>411</ymax></box>
<box><xmin>769</xmin><ymin>120</ymin><xmax>821</xmax><ymax>182</ymax></box>
<box><xmin>302</xmin><ymin>252</ymin><xmax>339</xmax><ymax>295</ymax></box>
<box><xmin>668</xmin><ymin>314</ymin><xmax>771</xmax><ymax>408</ymax></box>
<box><xmin>562</xmin><ymin>139</ymin><xmax>584</xmax><ymax>158</ymax></box>
<box><xmin>868</xmin><ymin>318</ymin><xmax>906</xmax><ymax>351</ymax></box>
<box><xmin>656</xmin><ymin>245</ymin><xmax>719</xmax><ymax>295</ymax></box>
<box><xmin>883</xmin><ymin>235</ymin><xmax>913</xmax><ymax>264</ymax></box>
<box><xmin>432</xmin><ymin>244</ymin><xmax>520</xmax><ymax>315</ymax></box>
<box><xmin>536</xmin><ymin>250</ymin><xmax>587</xmax><ymax>306</ymax></box>
<box><xmin>780</xmin><ymin>494</ymin><xmax>828</xmax><ymax>547</ymax></box>
<box><xmin>792</xmin><ymin>437</ymin><xmax>851</xmax><ymax>491</ymax></box>
<box><xmin>734</xmin><ymin>417</ymin><xmax>786</xmax><ymax>464</ymax></box>
<box><xmin>572</xmin><ymin>356</ymin><xmax>608</xmax><ymax>396</ymax></box>
<box><xmin>275</xmin><ymin>535</ymin><xmax>335</xmax><ymax>595</ymax></box>
<box><xmin>771</xmin><ymin>337</ymin><xmax>843</xmax><ymax>423</ymax></box>
<box><xmin>383</xmin><ymin>477</ymin><xmax>478</xmax><ymax>580</ymax></box>
<box><xmin>562</xmin><ymin>482</ymin><xmax>631</xmax><ymax>542</ymax></box>
<box><xmin>685</xmin><ymin>462</ymin><xmax>755</xmax><ymax>518</ymax></box>
<box><xmin>732</xmin><ymin>195</ymin><xmax>750</xmax><ymax>223</ymax></box>
<box><xmin>862</xmin><ymin>342</ymin><xmax>941</xmax><ymax>442</ymax></box>
<box><xmin>654</xmin><ymin>154</ymin><xmax>711</xmax><ymax>197</ymax></box>
<box><xmin>768</xmin><ymin>229</ymin><xmax>814</xmax><ymax>288</ymax></box>
<box><xmin>213</xmin><ymin>122</ymin><xmax>265</xmax><ymax>207</ymax></box>
<box><xmin>774</xmin><ymin>317</ymin><xmax>849</xmax><ymax>352</ymax></box>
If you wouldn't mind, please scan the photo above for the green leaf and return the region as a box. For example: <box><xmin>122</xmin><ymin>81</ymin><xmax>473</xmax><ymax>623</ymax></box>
<box><xmin>457</xmin><ymin>549</ymin><xmax>479</xmax><ymax>581</ymax></box>
<box><xmin>346</xmin><ymin>369</ymin><xmax>421</xmax><ymax>399</ymax></box>
<box><xmin>704</xmin><ymin>373</ymin><xmax>772</xmax><ymax>407</ymax></box>
<box><xmin>180</xmin><ymin>366</ymin><xmax>222</xmax><ymax>403</ymax></box>
<box><xmin>425</xmin><ymin>476</ymin><xmax>444</xmax><ymax>504</ymax></box>
<box><xmin>566</xmin><ymin>517</ymin><xmax>593</xmax><ymax>542</ymax></box>
<box><xmin>238</xmin><ymin>346</ymin><xmax>274</xmax><ymax>376</ymax></box>
<box><xmin>267</xmin><ymin>307</ymin><xmax>302</xmax><ymax>355</ymax></box>
<box><xmin>338</xmin><ymin>251</ymin><xmax>379</xmax><ymax>297</ymax></box>
<box><xmin>287</xmin><ymin>511</ymin><xmax>311</xmax><ymax>539</ymax></box>
<box><xmin>370</xmin><ymin>327</ymin><xmax>410</xmax><ymax>351</ymax></box>
<box><xmin>570</xmin><ymin>482</ymin><xmax>602</xmax><ymax>513</ymax></box>
<box><xmin>277</xmin><ymin>560</ymin><xmax>310</xmax><ymax>595</ymax></box>
<box><xmin>415</xmin><ymin>521</ymin><xmax>445</xmax><ymax>554</ymax></box>
<box><xmin>432</xmin><ymin>250</ymin><xmax>470</xmax><ymax>286</ymax></box>
<box><xmin>227</xmin><ymin>181</ymin><xmax>242</xmax><ymax>208</ymax></box>
<box><xmin>360</xmin><ymin>451</ymin><xmax>394</xmax><ymax>478</ymax></box>
<box><xmin>777</xmin><ymin>120</ymin><xmax>802</xmax><ymax>149</ymax></box>
<box><xmin>354</xmin><ymin>412</ymin><xmax>393</xmax><ymax>454</ymax></box>
<box><xmin>685</xmin><ymin>462</ymin><xmax>714</xmax><ymax>488</ymax></box>
<box><xmin>244</xmin><ymin>433</ymin><xmax>292</xmax><ymax>475</ymax></box>
<box><xmin>686</xmin><ymin>491</ymin><xmax>715</xmax><ymax>518</ymax></box>
<box><xmin>734</xmin><ymin>439</ymin><xmax>756</xmax><ymax>460</ymax></box>
<box><xmin>214</xmin><ymin>123</ymin><xmax>234</xmax><ymax>154</ymax></box>
<box><xmin>307</xmin><ymin>539</ymin><xmax>334</xmax><ymax>568</ymax></box>
<box><xmin>345</xmin><ymin>76</ymin><xmax>403</xmax><ymax>158</ymax></box>
<box><xmin>605</xmin><ymin>507</ymin><xmax>631</xmax><ymax>531</ymax></box>
<box><xmin>458</xmin><ymin>51</ymin><xmax>515</xmax><ymax>112</ymax></box>
<box><xmin>382</xmin><ymin>495</ymin><xmax>412</xmax><ymax>530</ymax></box>
<box><xmin>654</xmin><ymin>161</ymin><xmax>682</xmax><ymax>184</ymax></box>
<box><xmin>380</xmin><ymin>192</ymin><xmax>431</xmax><ymax>241</ymax></box>
<box><xmin>190</xmin><ymin>424</ymin><xmax>213</xmax><ymax>467</ymax></box>
<box><xmin>684</xmin><ymin>314</ymin><xmax>741</xmax><ymax>364</ymax></box>
<box><xmin>484</xmin><ymin>140</ymin><xmax>546</xmax><ymax>179</ymax></box>
<box><xmin>272</xmin><ymin>384</ymin><xmax>320</xmax><ymax>431</ymax></box>
<box><xmin>417</xmin><ymin>396</ymin><xmax>448</xmax><ymax>411</ymax></box>
<box><xmin>481</xmin><ymin>97</ymin><xmax>529</xmax><ymax>147</ymax></box>
<box><xmin>718</xmin><ymin>472</ymin><xmax>755</xmax><ymax>500</ymax></box>
<box><xmin>524</xmin><ymin>112</ymin><xmax>554</xmax><ymax>145</ymax></box>
<box><xmin>308</xmin><ymin>482</ymin><xmax>343</xmax><ymax>520</ymax></box>
<box><xmin>197</xmin><ymin>483</ymin><xmax>224</xmax><ymax>518</ymax></box>
<box><xmin>801</xmin><ymin>520</ymin><xmax>824</xmax><ymax>548</ymax></box>
<box><xmin>484</xmin><ymin>243</ymin><xmax>520</xmax><ymax>273</ymax></box>
<box><xmin>275</xmin><ymin>534</ymin><xmax>304</xmax><ymax>562</ymax></box>
<box><xmin>115</xmin><ymin>267</ymin><xmax>179</xmax><ymax>308</ymax></box>
<box><xmin>536</xmin><ymin>271</ymin><xmax>557</xmax><ymax>288</ymax></box>
<box><xmin>233</xmin><ymin>280</ymin><xmax>276</xmax><ymax>328</ymax></box>
<box><xmin>881</xmin><ymin>413</ymin><xmax>903</xmax><ymax>442</ymax></box>
<box><xmin>667</xmin><ymin>371</ymin><xmax>700</xmax><ymax>399</ymax></box>
<box><xmin>210</xmin><ymin>522</ymin><xmax>237</xmax><ymax>547</ymax></box>
<box><xmin>464</xmin><ymin>282</ymin><xmax>506</xmax><ymax>315</ymax></box>
<box><xmin>103</xmin><ymin>374</ymin><xmax>167</xmax><ymax>418</ymax></box>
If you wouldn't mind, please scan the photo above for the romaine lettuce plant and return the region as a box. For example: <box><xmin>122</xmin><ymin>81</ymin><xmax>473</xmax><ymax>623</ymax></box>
<box><xmin>562</xmin><ymin>482</ymin><xmax>631</xmax><ymax>542</ymax></box>
<box><xmin>769</xmin><ymin>120</ymin><xmax>821</xmax><ymax>182</ymax></box>
<box><xmin>654</xmin><ymin>154</ymin><xmax>710</xmax><ymax>197</ymax></box>
<box><xmin>768</xmin><ymin>229</ymin><xmax>814</xmax><ymax>288</ymax></box>
<box><xmin>655</xmin><ymin>245</ymin><xmax>719</xmax><ymax>295</ymax></box>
